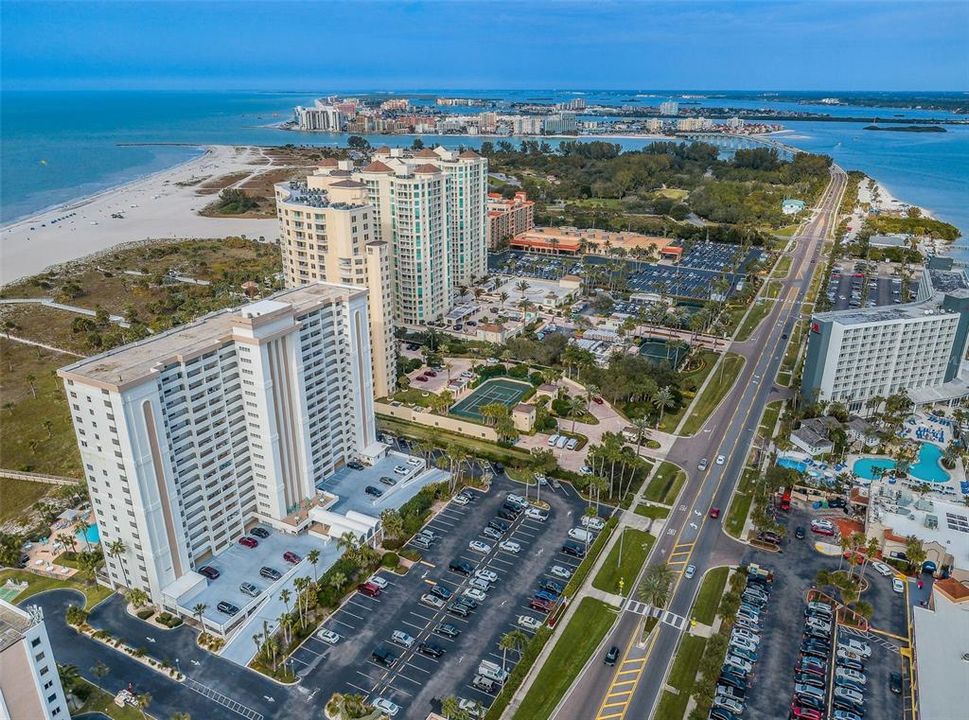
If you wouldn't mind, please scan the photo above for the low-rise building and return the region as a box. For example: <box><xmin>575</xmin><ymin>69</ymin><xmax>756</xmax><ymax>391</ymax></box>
<box><xmin>782</xmin><ymin>198</ymin><xmax>806</xmax><ymax>215</ymax></box>
<box><xmin>911</xmin><ymin>579</ymin><xmax>969</xmax><ymax>720</ymax></box>
<box><xmin>790</xmin><ymin>419</ymin><xmax>835</xmax><ymax>457</ymax></box>
<box><xmin>0</xmin><ymin>599</ymin><xmax>69</xmax><ymax>720</ymax></box>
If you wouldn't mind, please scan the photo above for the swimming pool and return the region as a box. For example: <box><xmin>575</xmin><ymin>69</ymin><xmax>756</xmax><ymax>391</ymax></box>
<box><xmin>853</xmin><ymin>443</ymin><xmax>950</xmax><ymax>484</ymax></box>
<box><xmin>778</xmin><ymin>456</ymin><xmax>809</xmax><ymax>473</ymax></box>
<box><xmin>76</xmin><ymin>523</ymin><xmax>100</xmax><ymax>545</ymax></box>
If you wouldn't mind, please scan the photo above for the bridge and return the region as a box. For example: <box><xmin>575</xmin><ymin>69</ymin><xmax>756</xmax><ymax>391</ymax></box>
<box><xmin>677</xmin><ymin>132</ymin><xmax>798</xmax><ymax>160</ymax></box>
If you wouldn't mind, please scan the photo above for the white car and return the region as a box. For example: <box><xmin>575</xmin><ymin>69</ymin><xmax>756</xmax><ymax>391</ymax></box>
<box><xmin>684</xmin><ymin>564</ymin><xmax>696</xmax><ymax>579</ymax></box>
<box><xmin>517</xmin><ymin>615</ymin><xmax>542</xmax><ymax>631</ymax></box>
<box><xmin>525</xmin><ymin>507</ymin><xmax>548</xmax><ymax>521</ymax></box>
<box><xmin>579</xmin><ymin>465</ymin><xmax>592</xmax><ymax>476</ymax></box>
<box><xmin>716</xmin><ymin>455</ymin><xmax>726</xmax><ymax>465</ymax></box>
<box><xmin>547</xmin><ymin>434</ymin><xmax>561</xmax><ymax>446</ymax></box>
<box><xmin>421</xmin><ymin>593</ymin><xmax>445</xmax><ymax>609</ymax></box>
<box><xmin>373</xmin><ymin>698</ymin><xmax>400</xmax><ymax>717</ymax></box>
<box><xmin>317</xmin><ymin>629</ymin><xmax>341</xmax><ymax>645</ymax></box>
<box><xmin>406</xmin><ymin>457</ymin><xmax>422</xmax><ymax>467</ymax></box>
<box><xmin>506</xmin><ymin>493</ymin><xmax>527</xmax><ymax>507</ymax></box>
<box><xmin>469</xmin><ymin>540</ymin><xmax>492</xmax><ymax>554</ymax></box>
<box><xmin>870</xmin><ymin>561</ymin><xmax>893</xmax><ymax>577</ymax></box>
<box><xmin>580</xmin><ymin>515</ymin><xmax>605</xmax><ymax>531</ymax></box>
<box><xmin>368</xmin><ymin>576</ymin><xmax>389</xmax><ymax>590</ymax></box>
<box><xmin>453</xmin><ymin>494</ymin><xmax>470</xmax><ymax>506</ymax></box>
<box><xmin>838</xmin><ymin>638</ymin><xmax>871</xmax><ymax>658</ymax></box>
<box><xmin>475</xmin><ymin>569</ymin><xmax>498</xmax><ymax>584</ymax></box>
<box><xmin>393</xmin><ymin>465</ymin><xmax>409</xmax><ymax>475</ymax></box>
<box><xmin>463</xmin><ymin>587</ymin><xmax>487</xmax><ymax>602</ymax></box>
<box><xmin>550</xmin><ymin>565</ymin><xmax>572</xmax><ymax>580</ymax></box>
<box><xmin>892</xmin><ymin>577</ymin><xmax>905</xmax><ymax>593</ymax></box>
<box><xmin>391</xmin><ymin>630</ymin><xmax>415</xmax><ymax>648</ymax></box>
<box><xmin>499</xmin><ymin>540</ymin><xmax>521</xmax><ymax>554</ymax></box>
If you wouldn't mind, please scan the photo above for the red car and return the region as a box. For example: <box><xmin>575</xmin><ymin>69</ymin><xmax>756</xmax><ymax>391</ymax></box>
<box><xmin>709</xmin><ymin>507</ymin><xmax>721</xmax><ymax>519</ymax></box>
<box><xmin>283</xmin><ymin>551</ymin><xmax>302</xmax><ymax>564</ymax></box>
<box><xmin>357</xmin><ymin>582</ymin><xmax>382</xmax><ymax>598</ymax></box>
<box><xmin>592</xmin><ymin>396</ymin><xmax>604</xmax><ymax>405</ymax></box>
<box><xmin>425</xmin><ymin>370</ymin><xmax>437</xmax><ymax>377</ymax></box>
<box><xmin>416</xmin><ymin>375</ymin><xmax>428</xmax><ymax>382</ymax></box>
<box><xmin>238</xmin><ymin>537</ymin><xmax>258</xmax><ymax>549</ymax></box>
<box><xmin>790</xmin><ymin>704</ymin><xmax>823</xmax><ymax>720</ymax></box>
<box><xmin>198</xmin><ymin>566</ymin><xmax>220</xmax><ymax>580</ymax></box>
<box><xmin>529</xmin><ymin>598</ymin><xmax>552</xmax><ymax>613</ymax></box>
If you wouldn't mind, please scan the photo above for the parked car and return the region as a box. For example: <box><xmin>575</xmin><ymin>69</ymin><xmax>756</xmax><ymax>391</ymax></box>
<box><xmin>550</xmin><ymin>565</ymin><xmax>572</xmax><ymax>580</ymax></box>
<box><xmin>259</xmin><ymin>566</ymin><xmax>281</xmax><ymax>581</ymax></box>
<box><xmin>421</xmin><ymin>593</ymin><xmax>445</xmax><ymax>609</ymax></box>
<box><xmin>562</xmin><ymin>541</ymin><xmax>586</xmax><ymax>557</ymax></box>
<box><xmin>893</xmin><ymin>577</ymin><xmax>905</xmax><ymax>593</ymax></box>
<box><xmin>430</xmin><ymin>584</ymin><xmax>452</xmax><ymax>600</ymax></box>
<box><xmin>488</xmin><ymin>519</ymin><xmax>510</xmax><ymax>533</ymax></box>
<box><xmin>833</xmin><ymin>686</ymin><xmax>865</xmax><ymax>707</ymax></box>
<box><xmin>529</xmin><ymin>598</ymin><xmax>552</xmax><ymax>613</ymax></box>
<box><xmin>379</xmin><ymin>476</ymin><xmax>398</xmax><ymax>487</ymax></box>
<box><xmin>391</xmin><ymin>630</ymin><xmax>415</xmax><ymax>648</ymax></box>
<box><xmin>837</xmin><ymin>638</ymin><xmax>871</xmax><ymax>658</ymax></box>
<box><xmin>469</xmin><ymin>540</ymin><xmax>492</xmax><ymax>554</ymax></box>
<box><xmin>525</xmin><ymin>507</ymin><xmax>548</xmax><ymax>521</ymax></box>
<box><xmin>500</xmin><ymin>540</ymin><xmax>521</xmax><ymax>553</ymax></box>
<box><xmin>250</xmin><ymin>527</ymin><xmax>270</xmax><ymax>539</ymax></box>
<box><xmin>434</xmin><ymin>623</ymin><xmax>460</xmax><ymax>638</ymax></box>
<box><xmin>393</xmin><ymin>465</ymin><xmax>409</xmax><ymax>475</ymax></box>
<box><xmin>482</xmin><ymin>527</ymin><xmax>503</xmax><ymax>541</ymax></box>
<box><xmin>199</xmin><ymin>566</ymin><xmax>220</xmax><ymax>580</ymax></box>
<box><xmin>283</xmin><ymin>551</ymin><xmax>302</xmax><ymax>564</ymax></box>
<box><xmin>419</xmin><ymin>641</ymin><xmax>446</xmax><ymax>658</ymax></box>
<box><xmin>358</xmin><ymin>582</ymin><xmax>382</xmax><ymax>598</ymax></box>
<box><xmin>373</xmin><ymin>698</ymin><xmax>400</xmax><ymax>717</ymax></box>
<box><xmin>240</xmin><ymin>582</ymin><xmax>261</xmax><ymax>598</ymax></box>
<box><xmin>317</xmin><ymin>629</ymin><xmax>341</xmax><ymax>645</ymax></box>
<box><xmin>580</xmin><ymin>515</ymin><xmax>606</xmax><ymax>531</ymax></box>
<box><xmin>238</xmin><ymin>536</ymin><xmax>258</xmax><ymax>548</ymax></box>
<box><xmin>365</xmin><ymin>485</ymin><xmax>384</xmax><ymax>498</ymax></box>
<box><xmin>453</xmin><ymin>493</ymin><xmax>469</xmax><ymax>506</ymax></box>
<box><xmin>449</xmin><ymin>560</ymin><xmax>474</xmax><ymax>575</ymax></box>
<box><xmin>517</xmin><ymin>615</ymin><xmax>542</xmax><ymax>631</ymax></box>
<box><xmin>870</xmin><ymin>561</ymin><xmax>893</xmax><ymax>577</ymax></box>
<box><xmin>217</xmin><ymin>601</ymin><xmax>239</xmax><ymax>615</ymax></box>
<box><xmin>463</xmin><ymin>587</ymin><xmax>487</xmax><ymax>602</ymax></box>
<box><xmin>371</xmin><ymin>645</ymin><xmax>397</xmax><ymax>667</ymax></box>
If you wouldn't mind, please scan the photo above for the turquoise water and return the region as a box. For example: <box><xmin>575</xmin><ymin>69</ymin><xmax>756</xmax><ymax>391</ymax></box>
<box><xmin>77</xmin><ymin>523</ymin><xmax>100</xmax><ymax>545</ymax></box>
<box><xmin>3</xmin><ymin>91</ymin><xmax>967</xmax><ymax>248</ymax></box>
<box><xmin>778</xmin><ymin>457</ymin><xmax>809</xmax><ymax>473</ymax></box>
<box><xmin>853</xmin><ymin>443</ymin><xmax>950</xmax><ymax>483</ymax></box>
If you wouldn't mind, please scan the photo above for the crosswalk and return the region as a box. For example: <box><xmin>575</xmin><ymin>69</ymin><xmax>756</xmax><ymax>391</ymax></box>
<box><xmin>622</xmin><ymin>598</ymin><xmax>688</xmax><ymax>630</ymax></box>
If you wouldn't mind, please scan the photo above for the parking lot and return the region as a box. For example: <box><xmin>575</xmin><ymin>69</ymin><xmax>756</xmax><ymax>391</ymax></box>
<box><xmin>488</xmin><ymin>244</ymin><xmax>757</xmax><ymax>301</ymax></box>
<box><xmin>825</xmin><ymin>271</ymin><xmax>919</xmax><ymax>311</ymax></box>
<box><xmin>739</xmin><ymin>506</ymin><xmax>908</xmax><ymax>720</ymax></box>
<box><xmin>290</xmin><ymin>473</ymin><xmax>595</xmax><ymax>718</ymax></box>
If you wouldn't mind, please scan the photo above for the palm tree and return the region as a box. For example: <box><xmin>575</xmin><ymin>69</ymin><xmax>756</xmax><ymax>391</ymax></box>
<box><xmin>192</xmin><ymin>603</ymin><xmax>207</xmax><ymax>631</ymax></box>
<box><xmin>568</xmin><ymin>394</ymin><xmax>587</xmax><ymax>433</ymax></box>
<box><xmin>589</xmin><ymin>475</ymin><xmax>608</xmax><ymax>511</ymax></box>
<box><xmin>126</xmin><ymin>588</ymin><xmax>149</xmax><ymax>609</ymax></box>
<box><xmin>135</xmin><ymin>692</ymin><xmax>152</xmax><ymax>720</ymax></box>
<box><xmin>25</xmin><ymin>373</ymin><xmax>37</xmax><ymax>399</ymax></box>
<box><xmin>74</xmin><ymin>519</ymin><xmax>92</xmax><ymax>552</ymax></box>
<box><xmin>498</xmin><ymin>628</ymin><xmax>529</xmax><ymax>672</ymax></box>
<box><xmin>380</xmin><ymin>509</ymin><xmax>404</xmax><ymax>541</ymax></box>
<box><xmin>637</xmin><ymin>563</ymin><xmax>675</xmax><ymax>609</ymax></box>
<box><xmin>307</xmin><ymin>548</ymin><xmax>321</xmax><ymax>583</ymax></box>
<box><xmin>329</xmin><ymin>572</ymin><xmax>347</xmax><ymax>594</ymax></box>
<box><xmin>279</xmin><ymin>589</ymin><xmax>293</xmax><ymax>646</ymax></box>
<box><xmin>337</xmin><ymin>531</ymin><xmax>361</xmax><ymax>566</ymax></box>
<box><xmin>293</xmin><ymin>576</ymin><xmax>310</xmax><ymax>626</ymax></box>
<box><xmin>107</xmin><ymin>538</ymin><xmax>129</xmax><ymax>588</ymax></box>
<box><xmin>91</xmin><ymin>660</ymin><xmax>109</xmax><ymax>691</ymax></box>
<box><xmin>441</xmin><ymin>695</ymin><xmax>462</xmax><ymax>719</ymax></box>
<box><xmin>631</xmin><ymin>416</ymin><xmax>651</xmax><ymax>457</ymax></box>
<box><xmin>652</xmin><ymin>386</ymin><xmax>675</xmax><ymax>429</ymax></box>
<box><xmin>904</xmin><ymin>535</ymin><xmax>928</xmax><ymax>573</ymax></box>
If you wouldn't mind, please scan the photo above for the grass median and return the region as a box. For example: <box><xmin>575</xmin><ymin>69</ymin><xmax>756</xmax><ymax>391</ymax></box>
<box><xmin>758</xmin><ymin>400</ymin><xmax>783</xmax><ymax>440</ymax></box>
<box><xmin>724</xmin><ymin>466</ymin><xmax>759</xmax><ymax>538</ymax></box>
<box><xmin>654</xmin><ymin>635</ymin><xmax>708</xmax><ymax>720</ymax></box>
<box><xmin>735</xmin><ymin>299</ymin><xmax>772</xmax><ymax>342</ymax></box>
<box><xmin>643</xmin><ymin>462</ymin><xmax>685</xmax><ymax>505</ymax></box>
<box><xmin>692</xmin><ymin>567</ymin><xmax>729</xmax><ymax>625</ymax></box>
<box><xmin>772</xmin><ymin>254</ymin><xmax>793</xmax><ymax>278</ymax></box>
<box><xmin>680</xmin><ymin>353</ymin><xmax>745</xmax><ymax>436</ymax></box>
<box><xmin>634</xmin><ymin>503</ymin><xmax>670</xmax><ymax>520</ymax></box>
<box><xmin>592</xmin><ymin>528</ymin><xmax>655</xmax><ymax>595</ymax></box>
<box><xmin>512</xmin><ymin>598</ymin><xmax>618</xmax><ymax>720</ymax></box>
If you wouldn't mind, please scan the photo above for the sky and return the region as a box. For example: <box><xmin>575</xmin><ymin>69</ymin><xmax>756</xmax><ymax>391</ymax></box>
<box><xmin>2</xmin><ymin>0</ymin><xmax>967</xmax><ymax>91</ymax></box>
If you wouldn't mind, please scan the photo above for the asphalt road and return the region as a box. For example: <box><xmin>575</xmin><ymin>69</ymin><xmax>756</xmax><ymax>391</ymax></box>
<box><xmin>553</xmin><ymin>165</ymin><xmax>848</xmax><ymax>720</ymax></box>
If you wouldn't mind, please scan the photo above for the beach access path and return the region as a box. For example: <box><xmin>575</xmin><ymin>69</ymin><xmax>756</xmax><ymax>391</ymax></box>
<box><xmin>1</xmin><ymin>145</ymin><xmax>280</xmax><ymax>286</ymax></box>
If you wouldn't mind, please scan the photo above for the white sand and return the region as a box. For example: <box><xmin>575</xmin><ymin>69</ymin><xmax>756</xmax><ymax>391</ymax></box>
<box><xmin>0</xmin><ymin>145</ymin><xmax>280</xmax><ymax>286</ymax></box>
<box><xmin>857</xmin><ymin>176</ymin><xmax>933</xmax><ymax>219</ymax></box>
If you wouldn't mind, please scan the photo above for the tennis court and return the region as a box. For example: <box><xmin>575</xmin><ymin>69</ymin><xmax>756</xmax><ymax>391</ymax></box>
<box><xmin>0</xmin><ymin>580</ymin><xmax>27</xmax><ymax>603</ymax></box>
<box><xmin>450</xmin><ymin>378</ymin><xmax>533</xmax><ymax>421</ymax></box>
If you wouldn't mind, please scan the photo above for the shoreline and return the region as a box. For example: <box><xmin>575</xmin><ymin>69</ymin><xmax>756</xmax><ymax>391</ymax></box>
<box><xmin>1</xmin><ymin>145</ymin><xmax>211</xmax><ymax>232</ymax></box>
<box><xmin>0</xmin><ymin>145</ymin><xmax>280</xmax><ymax>286</ymax></box>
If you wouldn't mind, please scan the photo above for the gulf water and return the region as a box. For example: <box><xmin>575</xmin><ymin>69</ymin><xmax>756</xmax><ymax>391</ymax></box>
<box><xmin>2</xmin><ymin>90</ymin><xmax>967</xmax><ymax>255</ymax></box>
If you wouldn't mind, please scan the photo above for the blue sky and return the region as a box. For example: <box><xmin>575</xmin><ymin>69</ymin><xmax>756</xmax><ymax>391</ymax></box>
<box><xmin>2</xmin><ymin>0</ymin><xmax>967</xmax><ymax>91</ymax></box>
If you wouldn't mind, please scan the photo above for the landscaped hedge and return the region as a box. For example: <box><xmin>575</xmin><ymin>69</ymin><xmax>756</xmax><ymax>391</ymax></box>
<box><xmin>136</xmin><ymin>608</ymin><xmax>154</xmax><ymax>620</ymax></box>
<box><xmin>484</xmin><ymin>626</ymin><xmax>554</xmax><ymax>720</ymax></box>
<box><xmin>156</xmin><ymin>612</ymin><xmax>182</xmax><ymax>628</ymax></box>
<box><xmin>398</xmin><ymin>481</ymin><xmax>449</xmax><ymax>535</ymax></box>
<box><xmin>564</xmin><ymin>516</ymin><xmax>619</xmax><ymax>598</ymax></box>
<box><xmin>381</xmin><ymin>552</ymin><xmax>399</xmax><ymax>568</ymax></box>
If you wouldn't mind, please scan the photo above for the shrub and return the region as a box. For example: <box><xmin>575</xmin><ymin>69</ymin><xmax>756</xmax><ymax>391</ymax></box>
<box><xmin>136</xmin><ymin>608</ymin><xmax>154</xmax><ymax>620</ymax></box>
<box><xmin>399</xmin><ymin>549</ymin><xmax>421</xmax><ymax>562</ymax></box>
<box><xmin>508</xmin><ymin>363</ymin><xmax>530</xmax><ymax>379</ymax></box>
<box><xmin>381</xmin><ymin>552</ymin><xmax>399</xmax><ymax>568</ymax></box>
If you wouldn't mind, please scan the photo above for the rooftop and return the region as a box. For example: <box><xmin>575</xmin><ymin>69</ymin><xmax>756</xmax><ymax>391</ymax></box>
<box><xmin>59</xmin><ymin>283</ymin><xmax>364</xmax><ymax>390</ymax></box>
<box><xmin>912</xmin><ymin>587</ymin><xmax>969</xmax><ymax>720</ymax></box>
<box><xmin>0</xmin><ymin>599</ymin><xmax>33</xmax><ymax>653</ymax></box>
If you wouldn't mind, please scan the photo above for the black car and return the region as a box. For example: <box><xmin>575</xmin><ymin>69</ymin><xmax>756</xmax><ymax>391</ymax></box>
<box><xmin>803</xmin><ymin>627</ymin><xmax>830</xmax><ymax>641</ymax></box>
<box><xmin>447</xmin><ymin>602</ymin><xmax>470</xmax><ymax>617</ymax></box>
<box><xmin>365</xmin><ymin>485</ymin><xmax>384</xmax><ymax>497</ymax></box>
<box><xmin>379</xmin><ymin>476</ymin><xmax>398</xmax><ymax>487</ymax></box>
<box><xmin>833</xmin><ymin>698</ymin><xmax>865</xmax><ymax>715</ymax></box>
<box><xmin>794</xmin><ymin>694</ymin><xmax>825</xmax><ymax>712</ymax></box>
<box><xmin>709</xmin><ymin>708</ymin><xmax>742</xmax><ymax>720</ymax></box>
<box><xmin>889</xmin><ymin>671</ymin><xmax>903</xmax><ymax>694</ymax></box>
<box><xmin>794</xmin><ymin>672</ymin><xmax>825</xmax><ymax>689</ymax></box>
<box><xmin>828</xmin><ymin>496</ymin><xmax>847</xmax><ymax>508</ymax></box>
<box><xmin>800</xmin><ymin>645</ymin><xmax>829</xmax><ymax>660</ymax></box>
<box><xmin>217</xmin><ymin>601</ymin><xmax>239</xmax><ymax>615</ymax></box>
<box><xmin>419</xmin><ymin>641</ymin><xmax>446</xmax><ymax>658</ymax></box>
<box><xmin>372</xmin><ymin>645</ymin><xmax>397</xmax><ymax>667</ymax></box>
<box><xmin>449</xmin><ymin>560</ymin><xmax>474</xmax><ymax>575</ymax></box>
<box><xmin>497</xmin><ymin>508</ymin><xmax>518</xmax><ymax>521</ymax></box>
<box><xmin>260</xmin><ymin>566</ymin><xmax>282</xmax><ymax>581</ymax></box>
<box><xmin>434</xmin><ymin>623</ymin><xmax>461</xmax><ymax>638</ymax></box>
<box><xmin>562</xmin><ymin>541</ymin><xmax>586</xmax><ymax>557</ymax></box>
<box><xmin>348</xmin><ymin>461</ymin><xmax>365</xmax><ymax>471</ymax></box>
<box><xmin>493</xmin><ymin>462</ymin><xmax>505</xmax><ymax>474</ymax></box>
<box><xmin>430</xmin><ymin>584</ymin><xmax>452</xmax><ymax>600</ymax></box>
<box><xmin>250</xmin><ymin>527</ymin><xmax>271</xmax><ymax>539</ymax></box>
<box><xmin>795</xmin><ymin>526</ymin><xmax>806</xmax><ymax>539</ymax></box>
<box><xmin>455</xmin><ymin>595</ymin><xmax>478</xmax><ymax>610</ymax></box>
<box><xmin>717</xmin><ymin>672</ymin><xmax>747</xmax><ymax>690</ymax></box>
<box><xmin>489</xmin><ymin>519</ymin><xmax>510</xmax><ymax>533</ymax></box>
<box><xmin>604</xmin><ymin>646</ymin><xmax>620</xmax><ymax>665</ymax></box>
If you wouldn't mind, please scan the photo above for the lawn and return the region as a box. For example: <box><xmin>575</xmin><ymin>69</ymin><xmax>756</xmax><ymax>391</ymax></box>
<box><xmin>513</xmin><ymin>598</ymin><xmax>618</xmax><ymax>720</ymax></box>
<box><xmin>680</xmin><ymin>353</ymin><xmax>745</xmax><ymax>436</ymax></box>
<box><xmin>724</xmin><ymin>466</ymin><xmax>759</xmax><ymax>538</ymax></box>
<box><xmin>764</xmin><ymin>280</ymin><xmax>782</xmax><ymax>300</ymax></box>
<box><xmin>735</xmin><ymin>299</ymin><xmax>772</xmax><ymax>342</ymax></box>
<box><xmin>653</xmin><ymin>635</ymin><xmax>708</xmax><ymax>720</ymax></box>
<box><xmin>691</xmin><ymin>567</ymin><xmax>729</xmax><ymax>625</ymax></box>
<box><xmin>634</xmin><ymin>503</ymin><xmax>670</xmax><ymax>520</ymax></box>
<box><xmin>0</xmin><ymin>477</ymin><xmax>55</xmax><ymax>523</ymax></box>
<box><xmin>75</xmin><ymin>680</ymin><xmax>145</xmax><ymax>720</ymax></box>
<box><xmin>778</xmin><ymin>317</ymin><xmax>807</xmax><ymax>386</ymax></box>
<box><xmin>643</xmin><ymin>462</ymin><xmax>685</xmax><ymax>505</ymax></box>
<box><xmin>0</xmin><ymin>338</ymin><xmax>83</xmax><ymax>477</ymax></box>
<box><xmin>658</xmin><ymin>350</ymin><xmax>719</xmax><ymax>432</ymax></box>
<box><xmin>772</xmin><ymin>254</ymin><xmax>793</xmax><ymax>278</ymax></box>
<box><xmin>758</xmin><ymin>400</ymin><xmax>783</xmax><ymax>440</ymax></box>
<box><xmin>0</xmin><ymin>568</ymin><xmax>113</xmax><ymax>610</ymax></box>
<box><xmin>377</xmin><ymin>416</ymin><xmax>535</xmax><ymax>466</ymax></box>
<box><xmin>390</xmin><ymin>387</ymin><xmax>436</xmax><ymax>407</ymax></box>
<box><xmin>592</xmin><ymin>528</ymin><xmax>655</xmax><ymax>595</ymax></box>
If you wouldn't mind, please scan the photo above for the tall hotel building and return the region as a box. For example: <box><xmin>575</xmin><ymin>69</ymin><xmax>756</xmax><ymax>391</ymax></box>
<box><xmin>58</xmin><ymin>283</ymin><xmax>381</xmax><ymax>604</ymax></box>
<box><xmin>275</xmin><ymin>170</ymin><xmax>396</xmax><ymax>397</ymax></box>
<box><xmin>802</xmin><ymin>268</ymin><xmax>969</xmax><ymax>410</ymax></box>
<box><xmin>278</xmin><ymin>147</ymin><xmax>488</xmax><ymax>335</ymax></box>
<box><xmin>0</xmin><ymin>599</ymin><xmax>69</xmax><ymax>720</ymax></box>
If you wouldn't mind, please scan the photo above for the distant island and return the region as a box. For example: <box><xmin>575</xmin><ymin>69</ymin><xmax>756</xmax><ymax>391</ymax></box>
<box><xmin>864</xmin><ymin>124</ymin><xmax>947</xmax><ymax>133</ymax></box>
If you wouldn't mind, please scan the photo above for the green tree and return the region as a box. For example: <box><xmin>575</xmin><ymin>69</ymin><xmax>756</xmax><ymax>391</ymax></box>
<box><xmin>637</xmin><ymin>563</ymin><xmax>675</xmax><ymax>608</ymax></box>
<box><xmin>652</xmin><ymin>385</ymin><xmax>675</xmax><ymax>428</ymax></box>
<box><xmin>380</xmin><ymin>509</ymin><xmax>404</xmax><ymax>541</ymax></box>
<box><xmin>107</xmin><ymin>538</ymin><xmax>129</xmax><ymax>588</ymax></box>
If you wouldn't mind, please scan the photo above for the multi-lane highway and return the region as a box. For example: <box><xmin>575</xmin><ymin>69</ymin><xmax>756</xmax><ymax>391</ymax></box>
<box><xmin>553</xmin><ymin>165</ymin><xmax>848</xmax><ymax>720</ymax></box>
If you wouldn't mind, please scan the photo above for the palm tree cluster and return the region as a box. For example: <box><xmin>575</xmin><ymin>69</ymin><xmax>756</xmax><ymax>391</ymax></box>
<box><xmin>584</xmin><ymin>431</ymin><xmax>652</xmax><ymax>504</ymax></box>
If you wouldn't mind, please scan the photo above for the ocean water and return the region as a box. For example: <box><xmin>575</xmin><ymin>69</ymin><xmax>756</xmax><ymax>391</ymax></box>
<box><xmin>2</xmin><ymin>90</ymin><xmax>967</xmax><ymax>254</ymax></box>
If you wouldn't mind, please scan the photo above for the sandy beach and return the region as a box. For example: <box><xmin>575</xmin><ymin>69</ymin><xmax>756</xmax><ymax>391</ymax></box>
<box><xmin>0</xmin><ymin>145</ymin><xmax>280</xmax><ymax>286</ymax></box>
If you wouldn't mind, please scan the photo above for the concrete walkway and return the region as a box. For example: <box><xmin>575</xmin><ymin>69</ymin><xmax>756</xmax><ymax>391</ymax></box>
<box><xmin>0</xmin><ymin>297</ymin><xmax>130</xmax><ymax>328</ymax></box>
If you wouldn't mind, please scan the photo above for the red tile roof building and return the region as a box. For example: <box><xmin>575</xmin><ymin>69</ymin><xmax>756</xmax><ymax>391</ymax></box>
<box><xmin>487</xmin><ymin>192</ymin><xmax>535</xmax><ymax>249</ymax></box>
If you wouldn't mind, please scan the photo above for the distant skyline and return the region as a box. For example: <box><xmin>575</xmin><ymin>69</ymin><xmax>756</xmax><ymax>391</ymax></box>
<box><xmin>2</xmin><ymin>1</ymin><xmax>967</xmax><ymax>92</ymax></box>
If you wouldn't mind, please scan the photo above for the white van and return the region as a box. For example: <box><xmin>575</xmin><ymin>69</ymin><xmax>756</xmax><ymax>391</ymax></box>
<box><xmin>568</xmin><ymin>527</ymin><xmax>593</xmax><ymax>543</ymax></box>
<box><xmin>478</xmin><ymin>659</ymin><xmax>509</xmax><ymax>684</ymax></box>
<box><xmin>547</xmin><ymin>434</ymin><xmax>560</xmax><ymax>447</ymax></box>
<box><xmin>555</xmin><ymin>435</ymin><xmax>569</xmax><ymax>449</ymax></box>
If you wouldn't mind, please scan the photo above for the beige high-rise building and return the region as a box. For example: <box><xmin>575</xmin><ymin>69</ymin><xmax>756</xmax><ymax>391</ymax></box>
<box><xmin>275</xmin><ymin>161</ymin><xmax>396</xmax><ymax>398</ymax></box>
<box><xmin>300</xmin><ymin>146</ymin><xmax>488</xmax><ymax>329</ymax></box>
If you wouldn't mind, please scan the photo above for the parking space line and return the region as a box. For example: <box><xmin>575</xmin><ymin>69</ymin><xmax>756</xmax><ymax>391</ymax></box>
<box><xmin>342</xmin><ymin>608</ymin><xmax>365</xmax><ymax>620</ymax></box>
<box><xmin>331</xmin><ymin>618</ymin><xmax>356</xmax><ymax>630</ymax></box>
<box><xmin>346</xmin><ymin>682</ymin><xmax>373</xmax><ymax>695</ymax></box>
